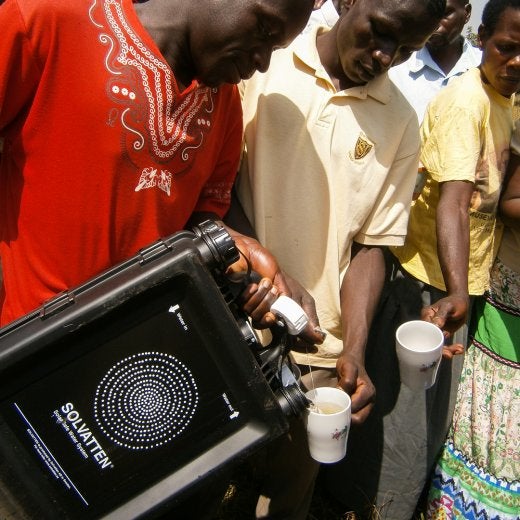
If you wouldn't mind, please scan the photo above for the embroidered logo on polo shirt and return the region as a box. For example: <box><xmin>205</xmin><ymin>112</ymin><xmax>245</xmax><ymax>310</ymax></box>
<box><xmin>350</xmin><ymin>133</ymin><xmax>373</xmax><ymax>160</ymax></box>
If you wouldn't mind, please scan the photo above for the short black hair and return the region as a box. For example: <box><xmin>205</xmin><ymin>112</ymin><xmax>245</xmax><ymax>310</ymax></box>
<box><xmin>482</xmin><ymin>0</ymin><xmax>520</xmax><ymax>34</ymax></box>
<box><xmin>427</xmin><ymin>0</ymin><xmax>448</xmax><ymax>18</ymax></box>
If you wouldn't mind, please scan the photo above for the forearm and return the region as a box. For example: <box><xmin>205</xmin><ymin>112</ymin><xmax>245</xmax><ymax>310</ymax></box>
<box><xmin>436</xmin><ymin>208</ymin><xmax>469</xmax><ymax>296</ymax></box>
<box><xmin>340</xmin><ymin>244</ymin><xmax>385</xmax><ymax>360</ymax></box>
<box><xmin>436</xmin><ymin>181</ymin><xmax>473</xmax><ymax>297</ymax></box>
<box><xmin>186</xmin><ymin>213</ymin><xmax>324</xmax><ymax>343</ymax></box>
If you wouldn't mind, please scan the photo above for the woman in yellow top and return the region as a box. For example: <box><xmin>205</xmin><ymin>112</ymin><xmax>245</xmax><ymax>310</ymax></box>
<box><xmin>427</xmin><ymin>110</ymin><xmax>520</xmax><ymax>520</ymax></box>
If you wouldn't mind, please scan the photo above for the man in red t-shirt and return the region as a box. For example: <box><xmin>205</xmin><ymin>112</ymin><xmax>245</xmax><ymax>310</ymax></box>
<box><xmin>0</xmin><ymin>0</ymin><xmax>322</xmax><ymax>344</ymax></box>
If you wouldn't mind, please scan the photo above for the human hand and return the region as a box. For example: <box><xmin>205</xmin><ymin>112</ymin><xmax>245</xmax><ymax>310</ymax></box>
<box><xmin>239</xmin><ymin>276</ymin><xmax>279</xmax><ymax>328</ymax></box>
<box><xmin>442</xmin><ymin>343</ymin><xmax>465</xmax><ymax>359</ymax></box>
<box><xmin>421</xmin><ymin>293</ymin><xmax>469</xmax><ymax>338</ymax></box>
<box><xmin>336</xmin><ymin>353</ymin><xmax>375</xmax><ymax>425</ymax></box>
<box><xmin>228</xmin><ymin>231</ymin><xmax>324</xmax><ymax>345</ymax></box>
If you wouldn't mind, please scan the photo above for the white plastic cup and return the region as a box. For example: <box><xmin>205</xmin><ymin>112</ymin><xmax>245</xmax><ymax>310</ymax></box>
<box><xmin>395</xmin><ymin>320</ymin><xmax>444</xmax><ymax>391</ymax></box>
<box><xmin>304</xmin><ymin>387</ymin><xmax>351</xmax><ymax>464</ymax></box>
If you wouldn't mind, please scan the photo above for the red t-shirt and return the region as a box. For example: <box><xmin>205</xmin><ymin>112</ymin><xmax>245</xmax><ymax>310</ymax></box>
<box><xmin>0</xmin><ymin>0</ymin><xmax>242</xmax><ymax>325</ymax></box>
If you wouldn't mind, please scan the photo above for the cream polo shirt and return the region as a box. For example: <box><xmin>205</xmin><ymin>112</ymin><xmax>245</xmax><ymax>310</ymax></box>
<box><xmin>237</xmin><ymin>27</ymin><xmax>420</xmax><ymax>367</ymax></box>
<box><xmin>392</xmin><ymin>68</ymin><xmax>513</xmax><ymax>295</ymax></box>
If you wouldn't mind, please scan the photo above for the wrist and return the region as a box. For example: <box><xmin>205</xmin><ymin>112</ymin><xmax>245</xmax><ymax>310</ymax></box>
<box><xmin>446</xmin><ymin>289</ymin><xmax>469</xmax><ymax>301</ymax></box>
<box><xmin>340</xmin><ymin>345</ymin><xmax>365</xmax><ymax>363</ymax></box>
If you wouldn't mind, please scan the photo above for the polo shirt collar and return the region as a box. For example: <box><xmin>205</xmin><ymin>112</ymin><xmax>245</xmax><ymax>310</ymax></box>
<box><xmin>293</xmin><ymin>26</ymin><xmax>392</xmax><ymax>104</ymax></box>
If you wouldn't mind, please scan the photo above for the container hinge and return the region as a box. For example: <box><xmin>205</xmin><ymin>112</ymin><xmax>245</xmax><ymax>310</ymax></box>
<box><xmin>39</xmin><ymin>290</ymin><xmax>76</xmax><ymax>319</ymax></box>
<box><xmin>138</xmin><ymin>238</ymin><xmax>173</xmax><ymax>265</ymax></box>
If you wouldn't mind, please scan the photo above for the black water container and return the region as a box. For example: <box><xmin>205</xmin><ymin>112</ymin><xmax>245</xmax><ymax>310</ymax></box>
<box><xmin>0</xmin><ymin>222</ymin><xmax>289</xmax><ymax>519</ymax></box>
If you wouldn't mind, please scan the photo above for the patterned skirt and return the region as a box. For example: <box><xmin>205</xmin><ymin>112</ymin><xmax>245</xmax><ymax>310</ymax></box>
<box><xmin>427</xmin><ymin>256</ymin><xmax>520</xmax><ymax>519</ymax></box>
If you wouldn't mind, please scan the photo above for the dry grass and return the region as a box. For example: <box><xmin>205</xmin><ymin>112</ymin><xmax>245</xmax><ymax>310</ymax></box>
<box><xmin>213</xmin><ymin>465</ymin><xmax>422</xmax><ymax>520</ymax></box>
<box><xmin>215</xmin><ymin>464</ymin><xmax>428</xmax><ymax>520</ymax></box>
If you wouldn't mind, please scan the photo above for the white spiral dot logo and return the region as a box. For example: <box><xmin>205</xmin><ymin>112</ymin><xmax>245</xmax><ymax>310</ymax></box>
<box><xmin>94</xmin><ymin>352</ymin><xmax>199</xmax><ymax>450</ymax></box>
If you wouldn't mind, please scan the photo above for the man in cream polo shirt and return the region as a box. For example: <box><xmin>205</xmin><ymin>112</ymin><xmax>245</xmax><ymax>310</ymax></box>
<box><xmin>237</xmin><ymin>29</ymin><xmax>420</xmax><ymax>376</ymax></box>
<box><xmin>233</xmin><ymin>0</ymin><xmax>446</xmax><ymax>517</ymax></box>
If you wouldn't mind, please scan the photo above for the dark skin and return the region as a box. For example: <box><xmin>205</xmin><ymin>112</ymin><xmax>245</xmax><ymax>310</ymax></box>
<box><xmin>426</xmin><ymin>0</ymin><xmax>472</xmax><ymax>75</ymax></box>
<box><xmin>134</xmin><ymin>0</ymin><xmax>313</xmax><ymax>90</ymax></box>
<box><xmin>422</xmin><ymin>180</ymin><xmax>472</xmax><ymax>358</ymax></box>
<box><xmin>310</xmin><ymin>0</ymin><xmax>443</xmax><ymax>422</ymax></box>
<box><xmin>422</xmin><ymin>7</ymin><xmax>520</xmax><ymax>346</ymax></box>
<box><xmin>226</xmin><ymin>224</ymin><xmax>321</xmax><ymax>338</ymax></box>
<box><xmin>144</xmin><ymin>0</ymin><xmax>324</xmax><ymax>344</ymax></box>
<box><xmin>337</xmin><ymin>243</ymin><xmax>383</xmax><ymax>424</ymax></box>
<box><xmin>222</xmin><ymin>194</ymin><xmax>324</xmax><ymax>341</ymax></box>
<box><xmin>317</xmin><ymin>0</ymin><xmax>443</xmax><ymax>92</ymax></box>
<box><xmin>187</xmin><ymin>211</ymin><xmax>323</xmax><ymax>344</ymax></box>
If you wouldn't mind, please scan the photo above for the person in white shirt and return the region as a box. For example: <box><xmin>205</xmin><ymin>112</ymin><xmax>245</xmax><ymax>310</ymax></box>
<box><xmin>304</xmin><ymin>0</ymin><xmax>340</xmax><ymax>31</ymax></box>
<box><xmin>389</xmin><ymin>0</ymin><xmax>482</xmax><ymax>124</ymax></box>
